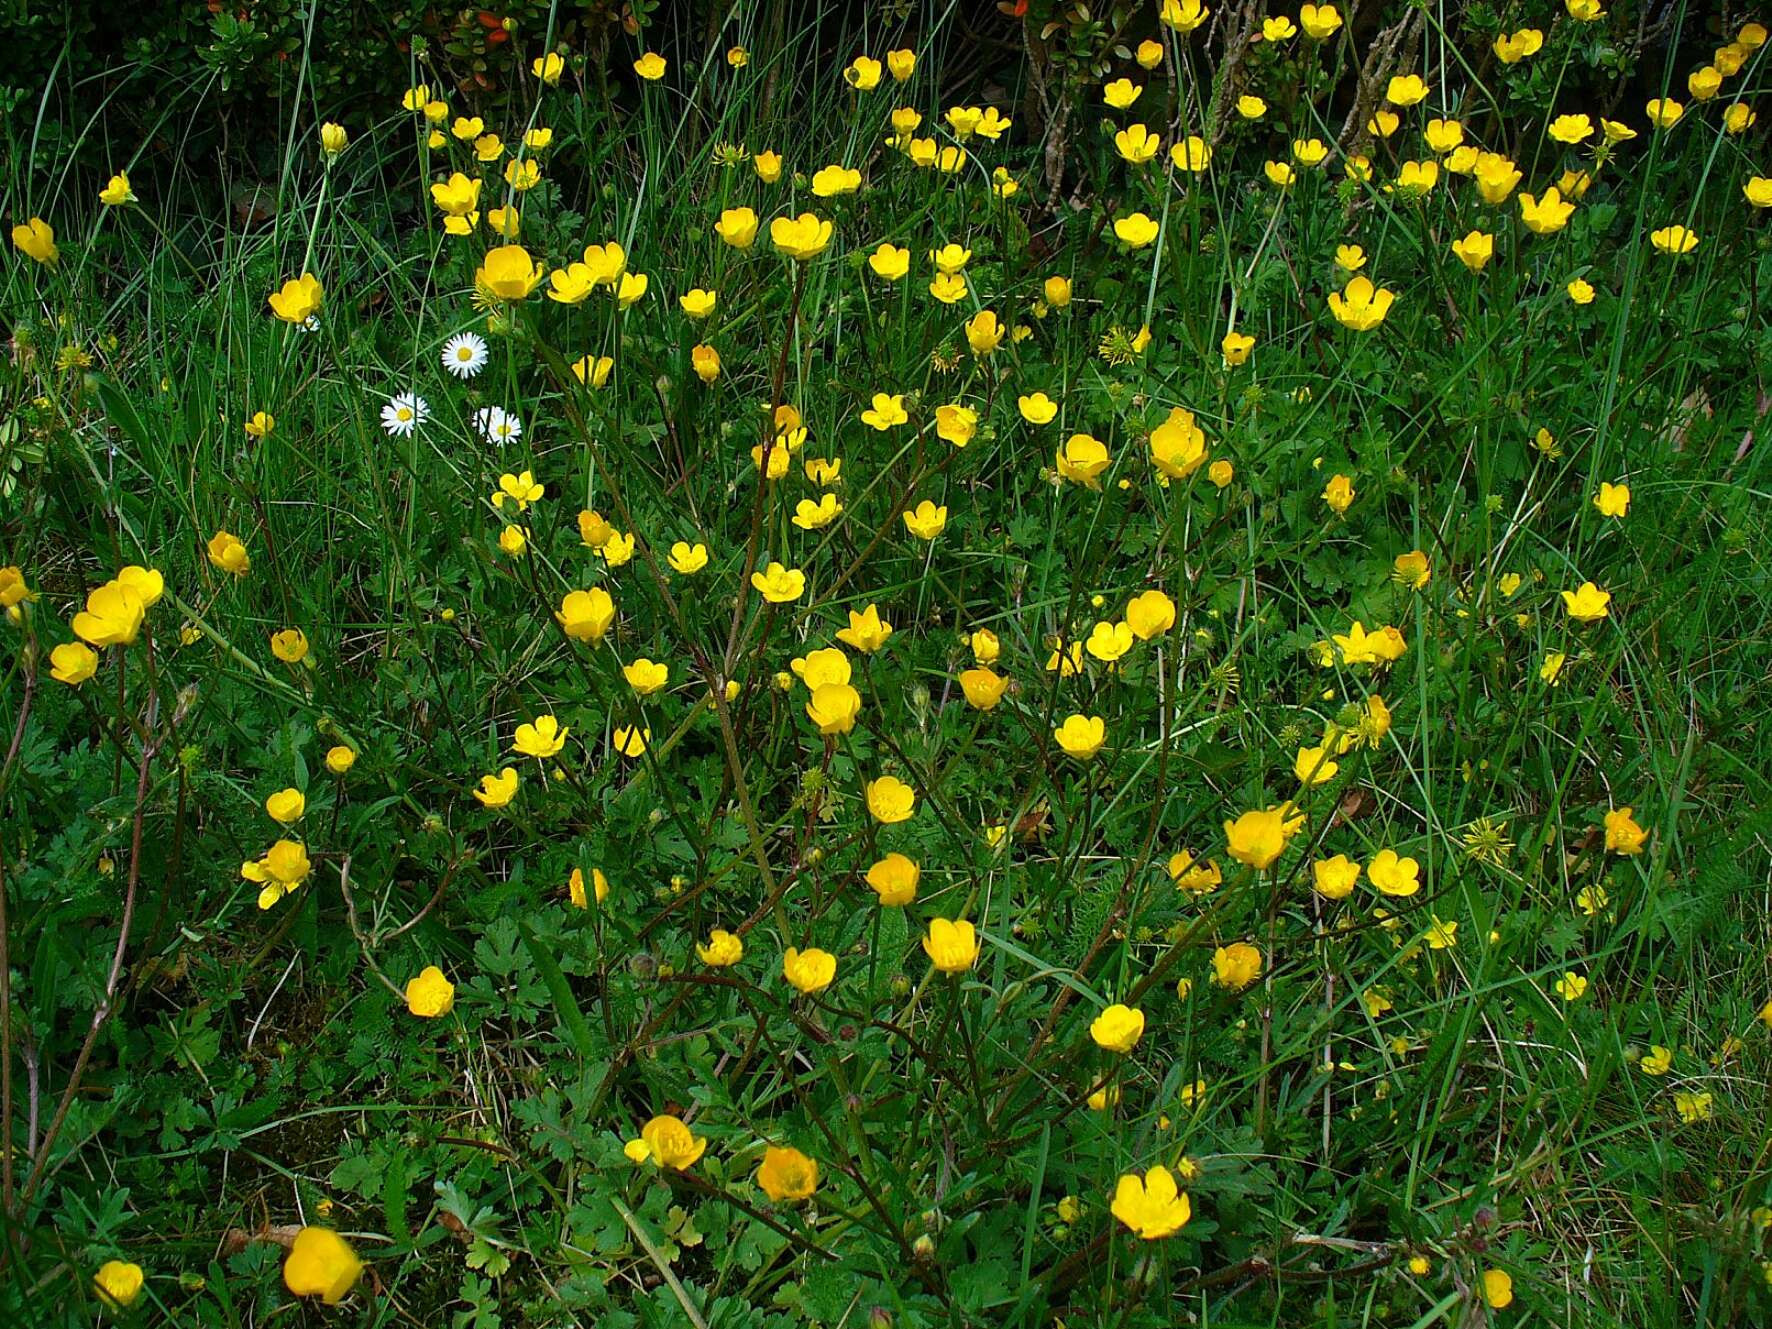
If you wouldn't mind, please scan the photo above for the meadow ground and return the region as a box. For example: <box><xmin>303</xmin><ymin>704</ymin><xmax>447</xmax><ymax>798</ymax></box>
<box><xmin>4</xmin><ymin>2</ymin><xmax>1772</xmax><ymax>1326</ymax></box>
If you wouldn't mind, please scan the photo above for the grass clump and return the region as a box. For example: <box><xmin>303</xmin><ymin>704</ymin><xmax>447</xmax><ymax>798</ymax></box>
<box><xmin>4</xmin><ymin>5</ymin><xmax>1772</xmax><ymax>1327</ymax></box>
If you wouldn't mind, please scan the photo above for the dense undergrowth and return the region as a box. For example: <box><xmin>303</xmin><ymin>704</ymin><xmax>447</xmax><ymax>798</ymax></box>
<box><xmin>4</xmin><ymin>2</ymin><xmax>1772</xmax><ymax>1326</ymax></box>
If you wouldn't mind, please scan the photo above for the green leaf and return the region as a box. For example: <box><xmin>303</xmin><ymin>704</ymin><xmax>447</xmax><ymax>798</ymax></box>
<box><xmin>518</xmin><ymin>916</ymin><xmax>598</xmax><ymax>1062</ymax></box>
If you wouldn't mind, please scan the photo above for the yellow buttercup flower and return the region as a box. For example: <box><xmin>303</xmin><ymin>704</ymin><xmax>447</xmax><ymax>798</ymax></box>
<box><xmin>866</xmin><ymin>853</ymin><xmax>920</xmax><ymax>905</ymax></box>
<box><xmin>1223</xmin><ymin>806</ymin><xmax>1304</xmax><ymax>869</ymax></box>
<box><xmin>1212</xmin><ymin>941</ymin><xmax>1263</xmax><ymax>989</ymax></box>
<box><xmin>283</xmin><ymin>1228</ymin><xmax>363</xmax><ymax>1304</ymax></box>
<box><xmin>1111</xmin><ymin>1166</ymin><xmax>1192</xmax><ymax>1239</ymax></box>
<box><xmin>1451</xmin><ymin>229</ymin><xmax>1495</xmax><ymax>271</ymax></box>
<box><xmin>712</xmin><ymin>207</ymin><xmax>759</xmax><ymax>250</ymax></box>
<box><xmin>1125</xmin><ymin>590</ymin><xmax>1176</xmax><ymax>639</ymax></box>
<box><xmin>265</xmin><ymin>788</ymin><xmax>305</xmax><ymax>824</ymax></box>
<box><xmin>1103</xmin><ymin>77</ymin><xmax>1142</xmax><ymax>110</ymax></box>
<box><xmin>207</xmin><ymin>530</ymin><xmax>251</xmax><ymax>576</ymax></box>
<box><xmin>861</xmin><ymin>392</ymin><xmax>908</xmax><ymax>430</ymax></box>
<box><xmin>404</xmin><ymin>965</ymin><xmax>455</xmax><ymax>1017</ymax></box>
<box><xmin>513</xmin><ymin>715</ymin><xmax>568</xmax><ymax>759</ymax></box>
<box><xmin>1085</xmin><ymin>620</ymin><xmax>1133</xmax><ymax>662</ymax></box>
<box><xmin>902</xmin><ymin>500</ymin><xmax>948</xmax><ymax>540</ymax></box>
<box><xmin>73</xmin><ymin>578</ymin><xmax>148</xmax><ymax>647</ymax></box>
<box><xmin>566</xmin><ymin>861</ymin><xmax>613</xmax><ymax>911</ymax></box>
<box><xmin>1603</xmin><ymin>806</ymin><xmax>1649</xmax><ymax>855</ymax></box>
<box><xmin>934</xmin><ymin>404</ymin><xmax>977</xmax><ymax>448</ymax></box>
<box><xmin>93</xmin><ymin>1260</ymin><xmax>145</xmax><ymax>1307</ymax></box>
<box><xmin>958</xmin><ymin>667</ymin><xmax>1009</xmax><ymax>710</ymax></box>
<box><xmin>1392</xmin><ymin>159</ymin><xmax>1438</xmax><ymax>196</ymax></box>
<box><xmin>669</xmin><ymin>542</ymin><xmax>709</xmax><ymax>574</ymax></box>
<box><xmin>865</xmin><ymin>775</ymin><xmax>916</xmax><ymax>823</ymax></box>
<box><xmin>750</xmin><ymin>561</ymin><xmax>806</xmax><ymax>603</ymax></box>
<box><xmin>770</xmin><ymin>212</ymin><xmax>833</xmax><ymax>259</ymax></box>
<box><xmin>811</xmin><ymin>163</ymin><xmax>862</xmax><ymax>196</ymax></box>
<box><xmin>1493</xmin><ymin>28</ymin><xmax>1543</xmax><ymax>62</ymax></box>
<box><xmin>1292</xmin><ymin>137</ymin><xmax>1327</xmax><ymax>167</ymax></box>
<box><xmin>1056</xmin><ymin>433</ymin><xmax>1111</xmax><ymax>487</ymax></box>
<box><xmin>1481</xmin><ymin>1269</ymin><xmax>1514</xmax><ymax>1309</ymax></box>
<box><xmin>1294</xmin><ymin>745</ymin><xmax>1339</xmax><ymax>785</ymax></box>
<box><xmin>922</xmin><ymin>918</ymin><xmax>979</xmax><ymax>973</ymax></box>
<box><xmin>1649</xmin><ymin>224</ymin><xmax>1699</xmax><ymax>255</ymax></box>
<box><xmin>1386</xmin><ymin>74</ymin><xmax>1429</xmax><ymax>106</ymax></box>
<box><xmin>473</xmin><ymin>768</ymin><xmax>519</xmax><ymax>808</ymax></box>
<box><xmin>1312</xmin><ymin>854</ymin><xmax>1361</xmax><ymax>899</ymax></box>
<box><xmin>1368</xmin><ymin>848</ymin><xmax>1420</xmax><ymax>896</ymax></box>
<box><xmin>1299</xmin><ymin>3</ymin><xmax>1342</xmax><ymax>38</ymax></box>
<box><xmin>1594</xmin><ymin>482</ymin><xmax>1630</xmax><ymax>518</ymax></box>
<box><xmin>1159</xmin><ymin>0</ymin><xmax>1209</xmax><ymax>33</ymax></box>
<box><xmin>616</xmin><ymin>271</ymin><xmax>649</xmax><ymax>308</ymax></box>
<box><xmin>1688</xmin><ymin>66</ymin><xmax>1723</xmax><ymax>100</ymax></box>
<box><xmin>475</xmin><ymin>245</ymin><xmax>543</xmax><ymax>300</ymax></box>
<box><xmin>1168</xmin><ymin>850</ymin><xmax>1221</xmax><ymax>894</ymax></box>
<box><xmin>806</xmin><ymin>682</ymin><xmax>862</xmax><ymax>735</ymax></box>
<box><xmin>99</xmin><ymin>172</ymin><xmax>137</xmax><ymax>206</ymax></box>
<box><xmin>1328</xmin><ymin>275</ymin><xmax>1394</xmax><ymax>331</ymax></box>
<box><xmin>1113</xmin><ymin>212</ymin><xmax>1160</xmax><ymax>247</ymax></box>
<box><xmin>1149</xmin><ymin>407</ymin><xmax>1206</xmax><ymax>478</ymax></box>
<box><xmin>869</xmin><ymin>243</ymin><xmax>910</xmax><ymax>280</ymax></box>
<box><xmin>697</xmin><ymin>929</ymin><xmax>743</xmax><ymax>966</ymax></box>
<box><xmin>51</xmin><ymin>642</ymin><xmax>99</xmax><ymax>686</ymax></box>
<box><xmin>1172</xmin><ymin>136</ymin><xmax>1211</xmax><ymax>171</ymax></box>
<box><xmin>929</xmin><ymin>271</ymin><xmax>968</xmax><ymax>304</ymax></box>
<box><xmin>844</xmin><ymin>55</ymin><xmax>882</xmax><ymax>90</ymax></box>
<box><xmin>1561</xmin><ymin>581</ymin><xmax>1611</xmax><ymax>623</ymax></box>
<box><xmin>1473</xmin><ymin>153</ymin><xmax>1522</xmax><ymax>204</ymax></box>
<box><xmin>1554</xmin><ymin>972</ymin><xmax>1588</xmax><ymax>1001</ymax></box>
<box><xmin>1090</xmin><ymin>1003</ymin><xmax>1145</xmax><ymax>1052</ymax></box>
<box><xmin>11</xmin><ymin>217</ymin><xmax>57</xmax><ymax>264</ymax></box>
<box><xmin>783</xmin><ymin>946</ymin><xmax>837</xmax><ymax>994</ymax></box>
<box><xmin>267</xmin><ymin>272</ymin><xmax>324</xmax><ymax>324</ymax></box>
<box><xmin>1424</xmin><ymin>117</ymin><xmax>1464</xmax><ymax>152</ymax></box>
<box><xmin>640</xmin><ymin>1114</ymin><xmax>707</xmax><ymax>1169</ymax></box>
<box><xmin>557</xmin><ymin>587</ymin><xmax>615</xmax><ymax>641</ymax></box>
<box><xmin>1393</xmin><ymin>550</ymin><xmax>1431</xmax><ymax>588</ymax></box>
<box><xmin>965</xmin><ymin>309</ymin><xmax>1004</xmax><ymax>355</ymax></box>
<box><xmin>757</xmin><ymin>1145</ymin><xmax>818</xmax><ymax>1201</ymax></box>
<box><xmin>1054</xmin><ymin>714</ymin><xmax>1107</xmax><ymax>761</ymax></box>
<box><xmin>1113</xmin><ymin>123</ymin><xmax>1160</xmax><ymax>165</ymax></box>
<box><xmin>1645</xmin><ymin>97</ymin><xmax>1683</xmax><ymax>129</ymax></box>
<box><xmin>430</xmin><ymin>172</ymin><xmax>481</xmax><ymax>216</ymax></box>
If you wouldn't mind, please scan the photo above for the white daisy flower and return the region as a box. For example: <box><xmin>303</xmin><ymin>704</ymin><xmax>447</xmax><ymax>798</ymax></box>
<box><xmin>300</xmin><ymin>315</ymin><xmax>322</xmax><ymax>334</ymax></box>
<box><xmin>442</xmin><ymin>331</ymin><xmax>489</xmax><ymax>378</ymax></box>
<box><xmin>381</xmin><ymin>392</ymin><xmax>431</xmax><ymax>437</ymax></box>
<box><xmin>475</xmin><ymin>406</ymin><xmax>523</xmax><ymax>445</ymax></box>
